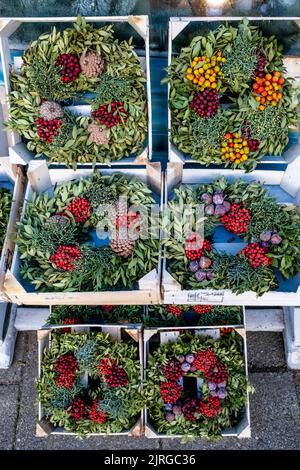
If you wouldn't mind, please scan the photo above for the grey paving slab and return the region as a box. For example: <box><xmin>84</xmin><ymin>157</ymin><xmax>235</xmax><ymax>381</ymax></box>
<box><xmin>0</xmin><ymin>384</ymin><xmax>19</xmax><ymax>449</ymax></box>
<box><xmin>247</xmin><ymin>332</ymin><xmax>286</xmax><ymax>371</ymax></box>
<box><xmin>14</xmin><ymin>332</ymin><xmax>160</xmax><ymax>450</ymax></box>
<box><xmin>0</xmin><ymin>332</ymin><xmax>27</xmax><ymax>384</ymax></box>
<box><xmin>161</xmin><ymin>372</ymin><xmax>300</xmax><ymax>450</ymax></box>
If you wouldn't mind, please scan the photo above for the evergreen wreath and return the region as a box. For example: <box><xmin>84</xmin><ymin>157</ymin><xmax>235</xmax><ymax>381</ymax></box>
<box><xmin>37</xmin><ymin>330</ymin><xmax>143</xmax><ymax>434</ymax></box>
<box><xmin>164</xmin><ymin>19</ymin><xmax>298</xmax><ymax>171</ymax></box>
<box><xmin>0</xmin><ymin>188</ymin><xmax>12</xmax><ymax>252</ymax></box>
<box><xmin>145</xmin><ymin>330</ymin><xmax>252</xmax><ymax>440</ymax></box>
<box><xmin>15</xmin><ymin>171</ymin><xmax>159</xmax><ymax>292</ymax></box>
<box><xmin>6</xmin><ymin>17</ymin><xmax>147</xmax><ymax>166</ymax></box>
<box><xmin>165</xmin><ymin>177</ymin><xmax>300</xmax><ymax>296</ymax></box>
<box><xmin>146</xmin><ymin>304</ymin><xmax>242</xmax><ymax>327</ymax></box>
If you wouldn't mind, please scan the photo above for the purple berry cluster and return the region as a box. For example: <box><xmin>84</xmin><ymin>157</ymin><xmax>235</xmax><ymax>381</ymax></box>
<box><xmin>208</xmin><ymin>380</ymin><xmax>228</xmax><ymax>400</ymax></box>
<box><xmin>259</xmin><ymin>229</ymin><xmax>282</xmax><ymax>249</ymax></box>
<box><xmin>255</xmin><ymin>51</ymin><xmax>268</xmax><ymax>78</ymax></box>
<box><xmin>189</xmin><ymin>89</ymin><xmax>220</xmax><ymax>118</ymax></box>
<box><xmin>201</xmin><ymin>191</ymin><xmax>231</xmax><ymax>218</ymax></box>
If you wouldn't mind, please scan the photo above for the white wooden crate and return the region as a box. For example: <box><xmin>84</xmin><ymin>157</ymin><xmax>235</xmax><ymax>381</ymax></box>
<box><xmin>168</xmin><ymin>16</ymin><xmax>300</xmax><ymax>167</ymax></box>
<box><xmin>143</xmin><ymin>326</ymin><xmax>250</xmax><ymax>439</ymax></box>
<box><xmin>0</xmin><ymin>15</ymin><xmax>152</xmax><ymax>166</ymax></box>
<box><xmin>3</xmin><ymin>162</ymin><xmax>162</xmax><ymax>306</ymax></box>
<box><xmin>162</xmin><ymin>163</ymin><xmax>300</xmax><ymax>306</ymax></box>
<box><xmin>0</xmin><ymin>161</ymin><xmax>26</xmax><ymax>302</ymax></box>
<box><xmin>37</xmin><ymin>324</ymin><xmax>143</xmax><ymax>437</ymax></box>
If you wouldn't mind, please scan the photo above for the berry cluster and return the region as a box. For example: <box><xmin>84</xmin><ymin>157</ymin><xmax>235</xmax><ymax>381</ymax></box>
<box><xmin>55</xmin><ymin>53</ymin><xmax>81</xmax><ymax>82</ymax></box>
<box><xmin>160</xmin><ymin>381</ymin><xmax>183</xmax><ymax>404</ymax></box>
<box><xmin>185</xmin><ymin>232</ymin><xmax>211</xmax><ymax>261</ymax></box>
<box><xmin>102</xmin><ymin>305</ymin><xmax>115</xmax><ymax>313</ymax></box>
<box><xmin>220</xmin><ymin>327</ymin><xmax>233</xmax><ymax>337</ymax></box>
<box><xmin>200</xmin><ymin>396</ymin><xmax>221</xmax><ymax>418</ymax></box>
<box><xmin>182</xmin><ymin>397</ymin><xmax>201</xmax><ymax>421</ymax></box>
<box><xmin>36</xmin><ymin>117</ymin><xmax>62</xmax><ymax>143</ymax></box>
<box><xmin>220</xmin><ymin>203</ymin><xmax>251</xmax><ymax>235</ymax></box>
<box><xmin>193</xmin><ymin>305</ymin><xmax>212</xmax><ymax>315</ymax></box>
<box><xmin>62</xmin><ymin>317</ymin><xmax>80</xmax><ymax>332</ymax></box>
<box><xmin>221</xmin><ymin>132</ymin><xmax>250</xmax><ymax>164</ymax></box>
<box><xmin>89</xmin><ymin>399</ymin><xmax>107</xmax><ymax>423</ymax></box>
<box><xmin>66</xmin><ymin>197</ymin><xmax>91</xmax><ymax>224</ymax></box>
<box><xmin>186</xmin><ymin>52</ymin><xmax>225</xmax><ymax>91</ymax></box>
<box><xmin>92</xmin><ymin>101</ymin><xmax>127</xmax><ymax>128</ymax></box>
<box><xmin>116</xmin><ymin>211</ymin><xmax>141</xmax><ymax>231</ymax></box>
<box><xmin>255</xmin><ymin>51</ymin><xmax>268</xmax><ymax>78</ymax></box>
<box><xmin>51</xmin><ymin>245</ymin><xmax>81</xmax><ymax>271</ymax></box>
<box><xmin>239</xmin><ymin>242</ymin><xmax>272</xmax><ymax>268</ymax></box>
<box><xmin>202</xmin><ymin>191</ymin><xmax>231</xmax><ymax>217</ymax></box>
<box><xmin>193</xmin><ymin>349</ymin><xmax>218</xmax><ymax>375</ymax></box>
<box><xmin>253</xmin><ymin>71</ymin><xmax>285</xmax><ymax>110</ymax></box>
<box><xmin>55</xmin><ymin>353</ymin><xmax>78</xmax><ymax>388</ymax></box>
<box><xmin>205</xmin><ymin>361</ymin><xmax>228</xmax><ymax>384</ymax></box>
<box><xmin>98</xmin><ymin>357</ymin><xmax>129</xmax><ymax>388</ymax></box>
<box><xmin>165</xmin><ymin>305</ymin><xmax>184</xmax><ymax>318</ymax></box>
<box><xmin>66</xmin><ymin>397</ymin><xmax>87</xmax><ymax>421</ymax></box>
<box><xmin>189</xmin><ymin>89</ymin><xmax>220</xmax><ymax>118</ymax></box>
<box><xmin>162</xmin><ymin>360</ymin><xmax>183</xmax><ymax>381</ymax></box>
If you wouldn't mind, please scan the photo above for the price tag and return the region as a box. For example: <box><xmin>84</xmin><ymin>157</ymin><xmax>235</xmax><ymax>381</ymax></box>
<box><xmin>187</xmin><ymin>290</ymin><xmax>225</xmax><ymax>304</ymax></box>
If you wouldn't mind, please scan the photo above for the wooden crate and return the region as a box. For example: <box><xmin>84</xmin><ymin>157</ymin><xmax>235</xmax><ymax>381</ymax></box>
<box><xmin>37</xmin><ymin>324</ymin><xmax>143</xmax><ymax>437</ymax></box>
<box><xmin>3</xmin><ymin>162</ymin><xmax>162</xmax><ymax>306</ymax></box>
<box><xmin>0</xmin><ymin>15</ymin><xmax>152</xmax><ymax>165</ymax></box>
<box><xmin>0</xmin><ymin>161</ymin><xmax>26</xmax><ymax>301</ymax></box>
<box><xmin>168</xmin><ymin>16</ymin><xmax>300</xmax><ymax>167</ymax></box>
<box><xmin>162</xmin><ymin>163</ymin><xmax>300</xmax><ymax>306</ymax></box>
<box><xmin>143</xmin><ymin>326</ymin><xmax>250</xmax><ymax>439</ymax></box>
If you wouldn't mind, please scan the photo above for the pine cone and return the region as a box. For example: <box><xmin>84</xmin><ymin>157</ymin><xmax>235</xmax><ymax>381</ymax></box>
<box><xmin>80</xmin><ymin>52</ymin><xmax>105</xmax><ymax>78</ymax></box>
<box><xmin>39</xmin><ymin>101</ymin><xmax>64</xmax><ymax>120</ymax></box>
<box><xmin>47</xmin><ymin>214</ymin><xmax>69</xmax><ymax>226</ymax></box>
<box><xmin>88</xmin><ymin>122</ymin><xmax>109</xmax><ymax>145</ymax></box>
<box><xmin>110</xmin><ymin>237</ymin><xmax>136</xmax><ymax>258</ymax></box>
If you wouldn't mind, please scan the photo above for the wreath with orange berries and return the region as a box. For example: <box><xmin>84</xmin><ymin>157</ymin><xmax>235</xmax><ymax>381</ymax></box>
<box><xmin>164</xmin><ymin>19</ymin><xmax>298</xmax><ymax>171</ymax></box>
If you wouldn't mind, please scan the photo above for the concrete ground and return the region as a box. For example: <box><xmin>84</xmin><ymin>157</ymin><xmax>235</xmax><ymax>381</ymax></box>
<box><xmin>0</xmin><ymin>331</ymin><xmax>300</xmax><ymax>450</ymax></box>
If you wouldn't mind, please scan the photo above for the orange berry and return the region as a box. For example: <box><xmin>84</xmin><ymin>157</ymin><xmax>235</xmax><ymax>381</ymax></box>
<box><xmin>262</xmin><ymin>91</ymin><xmax>268</xmax><ymax>97</ymax></box>
<box><xmin>272</xmin><ymin>76</ymin><xmax>279</xmax><ymax>83</ymax></box>
<box><xmin>253</xmin><ymin>83</ymin><xmax>259</xmax><ymax>90</ymax></box>
<box><xmin>260</xmin><ymin>97</ymin><xmax>266</xmax><ymax>103</ymax></box>
<box><xmin>265</xmin><ymin>74</ymin><xmax>272</xmax><ymax>81</ymax></box>
<box><xmin>274</xmin><ymin>71</ymin><xmax>281</xmax><ymax>77</ymax></box>
<box><xmin>259</xmin><ymin>105</ymin><xmax>265</xmax><ymax>110</ymax></box>
<box><xmin>277</xmin><ymin>92</ymin><xmax>283</xmax><ymax>99</ymax></box>
<box><xmin>258</xmin><ymin>86</ymin><xmax>265</xmax><ymax>93</ymax></box>
<box><xmin>267</xmin><ymin>95</ymin><xmax>273</xmax><ymax>101</ymax></box>
<box><xmin>278</xmin><ymin>77</ymin><xmax>285</xmax><ymax>85</ymax></box>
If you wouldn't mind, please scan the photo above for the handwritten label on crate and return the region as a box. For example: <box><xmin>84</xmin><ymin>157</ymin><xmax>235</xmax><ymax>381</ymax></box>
<box><xmin>186</xmin><ymin>290</ymin><xmax>225</xmax><ymax>304</ymax></box>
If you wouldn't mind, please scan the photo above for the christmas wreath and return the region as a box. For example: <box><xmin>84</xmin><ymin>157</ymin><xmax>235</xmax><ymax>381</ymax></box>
<box><xmin>0</xmin><ymin>188</ymin><xmax>12</xmax><ymax>252</ymax></box>
<box><xmin>6</xmin><ymin>17</ymin><xmax>147</xmax><ymax>166</ymax></box>
<box><xmin>165</xmin><ymin>177</ymin><xmax>300</xmax><ymax>296</ymax></box>
<box><xmin>48</xmin><ymin>305</ymin><xmax>144</xmax><ymax>328</ymax></box>
<box><xmin>145</xmin><ymin>330</ymin><xmax>251</xmax><ymax>440</ymax></box>
<box><xmin>15</xmin><ymin>171</ymin><xmax>159</xmax><ymax>292</ymax></box>
<box><xmin>146</xmin><ymin>304</ymin><xmax>242</xmax><ymax>327</ymax></box>
<box><xmin>164</xmin><ymin>19</ymin><xmax>298</xmax><ymax>171</ymax></box>
<box><xmin>38</xmin><ymin>330</ymin><xmax>143</xmax><ymax>434</ymax></box>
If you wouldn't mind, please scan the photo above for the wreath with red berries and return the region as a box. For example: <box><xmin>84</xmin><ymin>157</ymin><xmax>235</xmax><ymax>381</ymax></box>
<box><xmin>15</xmin><ymin>171</ymin><xmax>159</xmax><ymax>292</ymax></box>
<box><xmin>6</xmin><ymin>16</ymin><xmax>147</xmax><ymax>166</ymax></box>
<box><xmin>164</xmin><ymin>19</ymin><xmax>298</xmax><ymax>171</ymax></box>
<box><xmin>165</xmin><ymin>177</ymin><xmax>300</xmax><ymax>296</ymax></box>
<box><xmin>145</xmin><ymin>330</ymin><xmax>251</xmax><ymax>440</ymax></box>
<box><xmin>37</xmin><ymin>330</ymin><xmax>143</xmax><ymax>434</ymax></box>
<box><xmin>146</xmin><ymin>304</ymin><xmax>242</xmax><ymax>327</ymax></box>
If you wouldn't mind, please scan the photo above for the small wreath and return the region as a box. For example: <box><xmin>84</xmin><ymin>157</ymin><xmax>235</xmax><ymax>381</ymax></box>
<box><xmin>165</xmin><ymin>177</ymin><xmax>300</xmax><ymax>296</ymax></box>
<box><xmin>48</xmin><ymin>305</ymin><xmax>144</xmax><ymax>327</ymax></box>
<box><xmin>0</xmin><ymin>187</ymin><xmax>12</xmax><ymax>252</ymax></box>
<box><xmin>37</xmin><ymin>331</ymin><xmax>143</xmax><ymax>434</ymax></box>
<box><xmin>145</xmin><ymin>330</ymin><xmax>251</xmax><ymax>440</ymax></box>
<box><xmin>15</xmin><ymin>171</ymin><xmax>159</xmax><ymax>292</ymax></box>
<box><xmin>6</xmin><ymin>17</ymin><xmax>147</xmax><ymax>166</ymax></box>
<box><xmin>165</xmin><ymin>19</ymin><xmax>298</xmax><ymax>171</ymax></box>
<box><xmin>147</xmin><ymin>304</ymin><xmax>242</xmax><ymax>327</ymax></box>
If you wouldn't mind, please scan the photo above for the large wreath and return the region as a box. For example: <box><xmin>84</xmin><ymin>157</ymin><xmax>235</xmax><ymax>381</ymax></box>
<box><xmin>164</xmin><ymin>19</ymin><xmax>298</xmax><ymax>171</ymax></box>
<box><xmin>15</xmin><ymin>171</ymin><xmax>159</xmax><ymax>292</ymax></box>
<box><xmin>0</xmin><ymin>187</ymin><xmax>12</xmax><ymax>252</ymax></box>
<box><xmin>6</xmin><ymin>17</ymin><xmax>147</xmax><ymax>166</ymax></box>
<box><xmin>165</xmin><ymin>177</ymin><xmax>300</xmax><ymax>296</ymax></box>
<box><xmin>38</xmin><ymin>330</ymin><xmax>143</xmax><ymax>434</ymax></box>
<box><xmin>145</xmin><ymin>330</ymin><xmax>251</xmax><ymax>440</ymax></box>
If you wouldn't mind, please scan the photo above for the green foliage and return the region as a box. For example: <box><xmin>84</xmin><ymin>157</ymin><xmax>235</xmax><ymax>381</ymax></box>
<box><xmin>48</xmin><ymin>304</ymin><xmax>143</xmax><ymax>325</ymax></box>
<box><xmin>27</xmin><ymin>60</ymin><xmax>75</xmax><ymax>102</ymax></box>
<box><xmin>30</xmin><ymin>218</ymin><xmax>78</xmax><ymax>255</ymax></box>
<box><xmin>145</xmin><ymin>331</ymin><xmax>252</xmax><ymax>440</ymax></box>
<box><xmin>75</xmin><ymin>339</ymin><xmax>99</xmax><ymax>374</ymax></box>
<box><xmin>0</xmin><ymin>188</ymin><xmax>12</xmax><ymax>251</ymax></box>
<box><xmin>191</xmin><ymin>112</ymin><xmax>228</xmax><ymax>160</ymax></box>
<box><xmin>50</xmin><ymin>382</ymin><xmax>83</xmax><ymax>410</ymax></box>
<box><xmin>92</xmin><ymin>73</ymin><xmax>133</xmax><ymax>105</ymax></box>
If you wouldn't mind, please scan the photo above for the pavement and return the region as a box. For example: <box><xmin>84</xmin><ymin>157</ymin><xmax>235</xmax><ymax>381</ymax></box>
<box><xmin>0</xmin><ymin>331</ymin><xmax>300</xmax><ymax>450</ymax></box>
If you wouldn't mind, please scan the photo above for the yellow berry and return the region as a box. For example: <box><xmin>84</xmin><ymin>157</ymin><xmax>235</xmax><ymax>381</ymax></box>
<box><xmin>211</xmin><ymin>82</ymin><xmax>217</xmax><ymax>89</ymax></box>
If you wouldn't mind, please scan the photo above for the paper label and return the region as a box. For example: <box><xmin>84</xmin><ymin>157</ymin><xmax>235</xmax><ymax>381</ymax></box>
<box><xmin>186</xmin><ymin>290</ymin><xmax>225</xmax><ymax>304</ymax></box>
